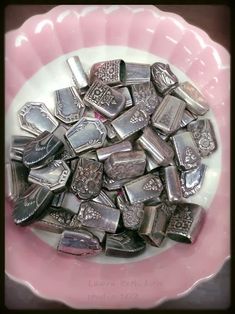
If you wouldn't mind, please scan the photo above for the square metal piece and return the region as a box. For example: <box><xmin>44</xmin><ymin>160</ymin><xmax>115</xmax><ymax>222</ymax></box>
<box><xmin>130</xmin><ymin>81</ymin><xmax>161</xmax><ymax>115</ymax></box>
<box><xmin>77</xmin><ymin>201</ymin><xmax>120</xmax><ymax>233</ymax></box>
<box><xmin>18</xmin><ymin>102</ymin><xmax>59</xmax><ymax>136</ymax></box>
<box><xmin>66</xmin><ymin>56</ymin><xmax>89</xmax><ymax>94</ymax></box>
<box><xmin>96</xmin><ymin>140</ymin><xmax>132</xmax><ymax>162</ymax></box>
<box><xmin>123</xmin><ymin>173</ymin><xmax>163</xmax><ymax>204</ymax></box>
<box><xmin>125</xmin><ymin>62</ymin><xmax>150</xmax><ymax>85</ymax></box>
<box><xmin>151</xmin><ymin>62</ymin><xmax>179</xmax><ymax>95</ymax></box>
<box><xmin>139</xmin><ymin>203</ymin><xmax>172</xmax><ymax>247</ymax></box>
<box><xmin>65</xmin><ymin>117</ymin><xmax>107</xmax><ymax>154</ymax></box>
<box><xmin>173</xmin><ymin>81</ymin><xmax>209</xmax><ymax>115</ymax></box>
<box><xmin>171</xmin><ymin>131</ymin><xmax>201</xmax><ymax>170</ymax></box>
<box><xmin>84</xmin><ymin>80</ymin><xmax>125</xmax><ymax>119</ymax></box>
<box><xmin>104</xmin><ymin>150</ymin><xmax>146</xmax><ymax>180</ymax></box>
<box><xmin>111</xmin><ymin>104</ymin><xmax>150</xmax><ymax>140</ymax></box>
<box><xmin>151</xmin><ymin>95</ymin><xmax>186</xmax><ymax>134</ymax></box>
<box><xmin>89</xmin><ymin>59</ymin><xmax>126</xmax><ymax>86</ymax></box>
<box><xmin>55</xmin><ymin>87</ymin><xmax>85</xmax><ymax>124</ymax></box>
<box><xmin>166</xmin><ymin>203</ymin><xmax>205</xmax><ymax>244</ymax></box>
<box><xmin>187</xmin><ymin>118</ymin><xmax>217</xmax><ymax>157</ymax></box>
<box><xmin>70</xmin><ymin>158</ymin><xmax>103</xmax><ymax>200</ymax></box>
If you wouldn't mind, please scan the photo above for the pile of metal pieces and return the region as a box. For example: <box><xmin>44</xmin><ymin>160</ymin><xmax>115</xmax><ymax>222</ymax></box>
<box><xmin>6</xmin><ymin>57</ymin><xmax>217</xmax><ymax>258</ymax></box>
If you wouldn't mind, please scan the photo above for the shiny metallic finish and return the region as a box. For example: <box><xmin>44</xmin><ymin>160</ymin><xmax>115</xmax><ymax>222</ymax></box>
<box><xmin>18</xmin><ymin>102</ymin><xmax>59</xmax><ymax>136</ymax></box>
<box><xmin>139</xmin><ymin>203</ymin><xmax>172</xmax><ymax>247</ymax></box>
<box><xmin>96</xmin><ymin>140</ymin><xmax>132</xmax><ymax>162</ymax></box>
<box><xmin>52</xmin><ymin>192</ymin><xmax>83</xmax><ymax>214</ymax></box>
<box><xmin>102</xmin><ymin>175</ymin><xmax>132</xmax><ymax>191</ymax></box>
<box><xmin>171</xmin><ymin>131</ymin><xmax>201</xmax><ymax>170</ymax></box>
<box><xmin>105</xmin><ymin>230</ymin><xmax>146</xmax><ymax>257</ymax></box>
<box><xmin>151</xmin><ymin>62</ymin><xmax>178</xmax><ymax>95</ymax></box>
<box><xmin>104</xmin><ymin>150</ymin><xmax>146</xmax><ymax>180</ymax></box>
<box><xmin>151</xmin><ymin>95</ymin><xmax>186</xmax><ymax>134</ymax></box>
<box><xmin>13</xmin><ymin>184</ymin><xmax>54</xmax><ymax>225</ymax></box>
<box><xmin>173</xmin><ymin>81</ymin><xmax>209</xmax><ymax>116</ymax></box>
<box><xmin>180</xmin><ymin>164</ymin><xmax>207</xmax><ymax>198</ymax></box>
<box><xmin>55</xmin><ymin>87</ymin><xmax>85</xmax><ymax>124</ymax></box>
<box><xmin>31</xmin><ymin>208</ymin><xmax>73</xmax><ymax>233</ymax></box>
<box><xmin>166</xmin><ymin>203</ymin><xmax>205</xmax><ymax>244</ymax></box>
<box><xmin>92</xmin><ymin>190</ymin><xmax>116</xmax><ymax>208</ymax></box>
<box><xmin>9</xmin><ymin>135</ymin><xmax>34</xmax><ymax>161</ymax></box>
<box><xmin>123</xmin><ymin>173</ymin><xmax>163</xmax><ymax>204</ymax></box>
<box><xmin>180</xmin><ymin>110</ymin><xmax>198</xmax><ymax>128</ymax></box>
<box><xmin>65</xmin><ymin>117</ymin><xmax>107</xmax><ymax>154</ymax></box>
<box><xmin>70</xmin><ymin>158</ymin><xmax>103</xmax><ymax>199</ymax></box>
<box><xmin>136</xmin><ymin>127</ymin><xmax>174</xmax><ymax>166</ymax></box>
<box><xmin>116</xmin><ymin>195</ymin><xmax>144</xmax><ymax>230</ymax></box>
<box><xmin>28</xmin><ymin>160</ymin><xmax>71</xmax><ymax>192</ymax></box>
<box><xmin>5</xmin><ymin>161</ymin><xmax>30</xmax><ymax>201</ymax></box>
<box><xmin>57</xmin><ymin>230</ymin><xmax>102</xmax><ymax>256</ymax></box>
<box><xmin>22</xmin><ymin>131</ymin><xmax>64</xmax><ymax>169</ymax></box>
<box><xmin>51</xmin><ymin>192</ymin><xmax>66</xmax><ymax>208</ymax></box>
<box><xmin>77</xmin><ymin>201</ymin><xmax>120</xmax><ymax>233</ymax></box>
<box><xmin>125</xmin><ymin>62</ymin><xmax>150</xmax><ymax>85</ymax></box>
<box><xmin>84</xmin><ymin>80</ymin><xmax>125</xmax><ymax>119</ymax></box>
<box><xmin>130</xmin><ymin>82</ymin><xmax>161</xmax><ymax>115</ymax></box>
<box><xmin>53</xmin><ymin>125</ymin><xmax>77</xmax><ymax>161</ymax></box>
<box><xmin>187</xmin><ymin>119</ymin><xmax>217</xmax><ymax>157</ymax></box>
<box><xmin>117</xmin><ymin>86</ymin><xmax>133</xmax><ymax>108</ymax></box>
<box><xmin>145</xmin><ymin>152</ymin><xmax>161</xmax><ymax>172</ymax></box>
<box><xmin>111</xmin><ymin>104</ymin><xmax>150</xmax><ymax>140</ymax></box>
<box><xmin>89</xmin><ymin>59</ymin><xmax>126</xmax><ymax>87</ymax></box>
<box><xmin>66</xmin><ymin>56</ymin><xmax>89</xmax><ymax>94</ymax></box>
<box><xmin>164</xmin><ymin>166</ymin><xmax>183</xmax><ymax>203</ymax></box>
<box><xmin>104</xmin><ymin>121</ymin><xmax>118</xmax><ymax>140</ymax></box>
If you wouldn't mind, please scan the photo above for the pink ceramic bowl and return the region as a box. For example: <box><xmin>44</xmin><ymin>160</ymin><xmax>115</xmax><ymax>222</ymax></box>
<box><xmin>5</xmin><ymin>5</ymin><xmax>230</xmax><ymax>309</ymax></box>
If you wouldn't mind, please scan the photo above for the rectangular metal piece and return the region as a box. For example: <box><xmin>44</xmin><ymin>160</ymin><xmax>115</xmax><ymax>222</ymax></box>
<box><xmin>66</xmin><ymin>56</ymin><xmax>89</xmax><ymax>94</ymax></box>
<box><xmin>5</xmin><ymin>161</ymin><xmax>30</xmax><ymax>201</ymax></box>
<box><xmin>51</xmin><ymin>192</ymin><xmax>66</xmax><ymax>208</ymax></box>
<box><xmin>92</xmin><ymin>190</ymin><xmax>116</xmax><ymax>208</ymax></box>
<box><xmin>55</xmin><ymin>87</ymin><xmax>85</xmax><ymax>124</ymax></box>
<box><xmin>172</xmin><ymin>81</ymin><xmax>209</xmax><ymax>115</ymax></box>
<box><xmin>151</xmin><ymin>95</ymin><xmax>186</xmax><ymax>134</ymax></box>
<box><xmin>139</xmin><ymin>203</ymin><xmax>172</xmax><ymax>247</ymax></box>
<box><xmin>111</xmin><ymin>104</ymin><xmax>150</xmax><ymax>140</ymax></box>
<box><xmin>84</xmin><ymin>80</ymin><xmax>125</xmax><ymax>119</ymax></box>
<box><xmin>117</xmin><ymin>86</ymin><xmax>133</xmax><ymax>108</ymax></box>
<box><xmin>89</xmin><ymin>59</ymin><xmax>125</xmax><ymax>87</ymax></box>
<box><xmin>130</xmin><ymin>81</ymin><xmax>161</xmax><ymax>115</ymax></box>
<box><xmin>65</xmin><ymin>117</ymin><xmax>107</xmax><ymax>154</ymax></box>
<box><xmin>164</xmin><ymin>166</ymin><xmax>183</xmax><ymax>203</ymax></box>
<box><xmin>166</xmin><ymin>203</ymin><xmax>205</xmax><ymax>244</ymax></box>
<box><xmin>171</xmin><ymin>131</ymin><xmax>201</xmax><ymax>170</ymax></box>
<box><xmin>53</xmin><ymin>125</ymin><xmax>77</xmax><ymax>161</ymax></box>
<box><xmin>116</xmin><ymin>194</ymin><xmax>144</xmax><ymax>230</ymax></box>
<box><xmin>187</xmin><ymin>118</ymin><xmax>217</xmax><ymax>157</ymax></box>
<box><xmin>180</xmin><ymin>110</ymin><xmax>198</xmax><ymax>128</ymax></box>
<box><xmin>18</xmin><ymin>102</ymin><xmax>59</xmax><ymax>136</ymax></box>
<box><xmin>104</xmin><ymin>150</ymin><xmax>146</xmax><ymax>180</ymax></box>
<box><xmin>78</xmin><ymin>201</ymin><xmax>120</xmax><ymax>233</ymax></box>
<box><xmin>125</xmin><ymin>62</ymin><xmax>150</xmax><ymax>85</ymax></box>
<box><xmin>57</xmin><ymin>230</ymin><xmax>102</xmax><ymax>256</ymax></box>
<box><xmin>70</xmin><ymin>158</ymin><xmax>103</xmax><ymax>199</ymax></box>
<box><xmin>28</xmin><ymin>160</ymin><xmax>71</xmax><ymax>192</ymax></box>
<box><xmin>136</xmin><ymin>127</ymin><xmax>174</xmax><ymax>166</ymax></box>
<box><xmin>145</xmin><ymin>152</ymin><xmax>161</xmax><ymax>172</ymax></box>
<box><xmin>96</xmin><ymin>140</ymin><xmax>132</xmax><ymax>161</ymax></box>
<box><xmin>102</xmin><ymin>175</ymin><xmax>132</xmax><ymax>191</ymax></box>
<box><xmin>151</xmin><ymin>62</ymin><xmax>179</xmax><ymax>95</ymax></box>
<box><xmin>180</xmin><ymin>164</ymin><xmax>207</xmax><ymax>198</ymax></box>
<box><xmin>123</xmin><ymin>174</ymin><xmax>163</xmax><ymax>204</ymax></box>
<box><xmin>60</xmin><ymin>192</ymin><xmax>83</xmax><ymax>214</ymax></box>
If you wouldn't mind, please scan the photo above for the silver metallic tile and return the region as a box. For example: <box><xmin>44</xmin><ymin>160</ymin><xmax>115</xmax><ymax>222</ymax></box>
<box><xmin>164</xmin><ymin>166</ymin><xmax>183</xmax><ymax>203</ymax></box>
<box><xmin>18</xmin><ymin>102</ymin><xmax>59</xmax><ymax>136</ymax></box>
<box><xmin>125</xmin><ymin>62</ymin><xmax>150</xmax><ymax>85</ymax></box>
<box><xmin>96</xmin><ymin>140</ymin><xmax>132</xmax><ymax>162</ymax></box>
<box><xmin>66</xmin><ymin>56</ymin><xmax>89</xmax><ymax>94</ymax></box>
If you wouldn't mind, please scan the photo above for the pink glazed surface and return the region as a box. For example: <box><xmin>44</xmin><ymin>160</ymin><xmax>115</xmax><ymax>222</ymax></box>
<box><xmin>5</xmin><ymin>5</ymin><xmax>230</xmax><ymax>309</ymax></box>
